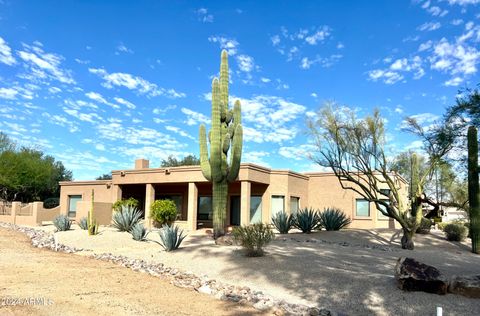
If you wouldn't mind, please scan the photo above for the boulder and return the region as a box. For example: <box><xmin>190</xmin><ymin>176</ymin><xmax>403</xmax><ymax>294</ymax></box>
<box><xmin>215</xmin><ymin>235</ymin><xmax>236</xmax><ymax>246</ymax></box>
<box><xmin>394</xmin><ymin>257</ymin><xmax>448</xmax><ymax>295</ymax></box>
<box><xmin>448</xmin><ymin>275</ymin><xmax>480</xmax><ymax>298</ymax></box>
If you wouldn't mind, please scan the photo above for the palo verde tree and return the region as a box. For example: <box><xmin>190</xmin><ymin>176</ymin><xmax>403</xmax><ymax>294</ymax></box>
<box><xmin>307</xmin><ymin>104</ymin><xmax>451</xmax><ymax>249</ymax></box>
<box><xmin>199</xmin><ymin>50</ymin><xmax>243</xmax><ymax>238</ymax></box>
<box><xmin>161</xmin><ymin>154</ymin><xmax>200</xmax><ymax>167</ymax></box>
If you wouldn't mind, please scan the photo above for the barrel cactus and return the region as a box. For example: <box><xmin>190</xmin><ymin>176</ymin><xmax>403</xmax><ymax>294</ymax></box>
<box><xmin>468</xmin><ymin>126</ymin><xmax>479</xmax><ymax>254</ymax></box>
<box><xmin>199</xmin><ymin>50</ymin><xmax>243</xmax><ymax>238</ymax></box>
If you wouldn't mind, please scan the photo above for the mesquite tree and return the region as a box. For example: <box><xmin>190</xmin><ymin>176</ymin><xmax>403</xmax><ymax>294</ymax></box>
<box><xmin>199</xmin><ymin>50</ymin><xmax>243</xmax><ymax>238</ymax></box>
<box><xmin>468</xmin><ymin>126</ymin><xmax>480</xmax><ymax>254</ymax></box>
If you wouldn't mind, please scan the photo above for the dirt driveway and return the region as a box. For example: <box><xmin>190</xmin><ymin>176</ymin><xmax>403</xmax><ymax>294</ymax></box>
<box><xmin>0</xmin><ymin>228</ymin><xmax>264</xmax><ymax>316</ymax></box>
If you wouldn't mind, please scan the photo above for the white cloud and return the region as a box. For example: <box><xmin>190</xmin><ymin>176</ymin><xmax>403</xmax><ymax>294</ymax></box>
<box><xmin>368</xmin><ymin>69</ymin><xmax>404</xmax><ymax>84</ymax></box>
<box><xmin>114</xmin><ymin>97</ymin><xmax>136</xmax><ymax>109</ymax></box>
<box><xmin>447</xmin><ymin>0</ymin><xmax>480</xmax><ymax>5</ymax></box>
<box><xmin>208</xmin><ymin>36</ymin><xmax>239</xmax><ymax>55</ymax></box>
<box><xmin>243</xmin><ymin>151</ymin><xmax>270</xmax><ymax>166</ymax></box>
<box><xmin>368</xmin><ymin>56</ymin><xmax>424</xmax><ymax>84</ymax></box>
<box><xmin>42</xmin><ymin>112</ymin><xmax>79</xmax><ymax>133</ymax></box>
<box><xmin>165</xmin><ymin>125</ymin><xmax>195</xmax><ymax>140</ymax></box>
<box><xmin>75</xmin><ymin>58</ymin><xmax>90</xmax><ymax>64</ymax></box>
<box><xmin>17</xmin><ymin>42</ymin><xmax>75</xmax><ymax>84</ymax></box>
<box><xmin>181</xmin><ymin>107</ymin><xmax>211</xmax><ymax>126</ymax></box>
<box><xmin>417</xmin><ymin>22</ymin><xmax>442</xmax><ymax>31</ymax></box>
<box><xmin>260</xmin><ymin>77</ymin><xmax>271</xmax><ymax>83</ymax></box>
<box><xmin>304</xmin><ymin>26</ymin><xmax>331</xmax><ymax>45</ymax></box>
<box><xmin>300</xmin><ymin>54</ymin><xmax>342</xmax><ymax>69</ymax></box>
<box><xmin>89</xmin><ymin>68</ymin><xmax>185</xmax><ymax>98</ymax></box>
<box><xmin>196</xmin><ymin>8</ymin><xmax>214</xmax><ymax>23</ymax></box>
<box><xmin>115</xmin><ymin>43</ymin><xmax>133</xmax><ymax>54</ymax></box>
<box><xmin>236</xmin><ymin>54</ymin><xmax>254</xmax><ymax>72</ymax></box>
<box><xmin>0</xmin><ymin>87</ymin><xmax>18</xmax><ymax>99</ymax></box>
<box><xmin>48</xmin><ymin>87</ymin><xmax>61</xmax><ymax>94</ymax></box>
<box><xmin>95</xmin><ymin>143</ymin><xmax>106</xmax><ymax>151</ymax></box>
<box><xmin>0</xmin><ymin>37</ymin><xmax>16</xmax><ymax>65</ymax></box>
<box><xmin>444</xmin><ymin>76</ymin><xmax>463</xmax><ymax>86</ymax></box>
<box><xmin>278</xmin><ymin>144</ymin><xmax>316</xmax><ymax>161</ymax></box>
<box><xmin>271</xmin><ymin>35</ymin><xmax>281</xmax><ymax>46</ymax></box>
<box><xmin>85</xmin><ymin>91</ymin><xmax>120</xmax><ymax>109</ymax></box>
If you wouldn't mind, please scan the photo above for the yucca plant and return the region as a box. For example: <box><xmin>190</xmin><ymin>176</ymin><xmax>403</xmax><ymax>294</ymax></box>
<box><xmin>78</xmin><ymin>217</ymin><xmax>88</xmax><ymax>230</ymax></box>
<box><xmin>293</xmin><ymin>207</ymin><xmax>320</xmax><ymax>233</ymax></box>
<box><xmin>272</xmin><ymin>211</ymin><xmax>293</xmax><ymax>234</ymax></box>
<box><xmin>112</xmin><ymin>205</ymin><xmax>142</xmax><ymax>232</ymax></box>
<box><xmin>233</xmin><ymin>223</ymin><xmax>274</xmax><ymax>257</ymax></box>
<box><xmin>318</xmin><ymin>207</ymin><xmax>351</xmax><ymax>231</ymax></box>
<box><xmin>131</xmin><ymin>223</ymin><xmax>149</xmax><ymax>241</ymax></box>
<box><xmin>158</xmin><ymin>224</ymin><xmax>186</xmax><ymax>251</ymax></box>
<box><xmin>53</xmin><ymin>214</ymin><xmax>71</xmax><ymax>231</ymax></box>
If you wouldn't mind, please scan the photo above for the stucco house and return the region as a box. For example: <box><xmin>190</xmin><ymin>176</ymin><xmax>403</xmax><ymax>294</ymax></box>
<box><xmin>59</xmin><ymin>159</ymin><xmax>406</xmax><ymax>231</ymax></box>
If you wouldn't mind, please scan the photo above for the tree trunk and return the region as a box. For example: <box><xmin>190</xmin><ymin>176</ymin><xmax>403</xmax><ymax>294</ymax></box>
<box><xmin>401</xmin><ymin>228</ymin><xmax>415</xmax><ymax>250</ymax></box>
<box><xmin>212</xmin><ymin>180</ymin><xmax>228</xmax><ymax>239</ymax></box>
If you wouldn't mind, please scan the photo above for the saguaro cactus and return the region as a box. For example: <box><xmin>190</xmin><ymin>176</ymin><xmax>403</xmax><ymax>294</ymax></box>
<box><xmin>88</xmin><ymin>189</ymin><xmax>99</xmax><ymax>235</ymax></box>
<box><xmin>468</xmin><ymin>126</ymin><xmax>479</xmax><ymax>254</ymax></box>
<box><xmin>199</xmin><ymin>50</ymin><xmax>243</xmax><ymax>238</ymax></box>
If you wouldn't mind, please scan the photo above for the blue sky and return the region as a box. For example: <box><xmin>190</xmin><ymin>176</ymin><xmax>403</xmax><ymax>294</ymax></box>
<box><xmin>0</xmin><ymin>0</ymin><xmax>479</xmax><ymax>180</ymax></box>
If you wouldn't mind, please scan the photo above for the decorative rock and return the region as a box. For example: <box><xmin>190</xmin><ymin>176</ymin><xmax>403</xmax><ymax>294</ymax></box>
<box><xmin>308</xmin><ymin>307</ymin><xmax>320</xmax><ymax>316</ymax></box>
<box><xmin>253</xmin><ymin>299</ymin><xmax>275</xmax><ymax>311</ymax></box>
<box><xmin>197</xmin><ymin>284</ymin><xmax>213</xmax><ymax>295</ymax></box>
<box><xmin>214</xmin><ymin>235</ymin><xmax>236</xmax><ymax>246</ymax></box>
<box><xmin>448</xmin><ymin>275</ymin><xmax>480</xmax><ymax>298</ymax></box>
<box><xmin>319</xmin><ymin>308</ymin><xmax>333</xmax><ymax>316</ymax></box>
<box><xmin>395</xmin><ymin>257</ymin><xmax>448</xmax><ymax>295</ymax></box>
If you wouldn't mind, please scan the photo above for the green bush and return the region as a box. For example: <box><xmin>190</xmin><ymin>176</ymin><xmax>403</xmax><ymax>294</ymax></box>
<box><xmin>43</xmin><ymin>197</ymin><xmax>59</xmax><ymax>209</ymax></box>
<box><xmin>131</xmin><ymin>223</ymin><xmax>149</xmax><ymax>241</ymax></box>
<box><xmin>158</xmin><ymin>225</ymin><xmax>186</xmax><ymax>251</ymax></box>
<box><xmin>416</xmin><ymin>217</ymin><xmax>433</xmax><ymax>234</ymax></box>
<box><xmin>112</xmin><ymin>205</ymin><xmax>142</xmax><ymax>232</ymax></box>
<box><xmin>437</xmin><ymin>221</ymin><xmax>447</xmax><ymax>231</ymax></box>
<box><xmin>271</xmin><ymin>211</ymin><xmax>293</xmax><ymax>234</ymax></box>
<box><xmin>78</xmin><ymin>217</ymin><xmax>88</xmax><ymax>230</ymax></box>
<box><xmin>293</xmin><ymin>208</ymin><xmax>320</xmax><ymax>233</ymax></box>
<box><xmin>112</xmin><ymin>197</ymin><xmax>139</xmax><ymax>212</ymax></box>
<box><xmin>53</xmin><ymin>215</ymin><xmax>71</xmax><ymax>231</ymax></box>
<box><xmin>444</xmin><ymin>223</ymin><xmax>468</xmax><ymax>241</ymax></box>
<box><xmin>233</xmin><ymin>223</ymin><xmax>274</xmax><ymax>257</ymax></box>
<box><xmin>318</xmin><ymin>207</ymin><xmax>351</xmax><ymax>231</ymax></box>
<box><xmin>150</xmin><ymin>199</ymin><xmax>177</xmax><ymax>226</ymax></box>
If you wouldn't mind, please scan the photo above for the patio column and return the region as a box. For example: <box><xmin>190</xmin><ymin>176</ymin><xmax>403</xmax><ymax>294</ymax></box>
<box><xmin>145</xmin><ymin>184</ymin><xmax>155</xmax><ymax>228</ymax></box>
<box><xmin>240</xmin><ymin>181</ymin><xmax>251</xmax><ymax>226</ymax></box>
<box><xmin>187</xmin><ymin>182</ymin><xmax>198</xmax><ymax>231</ymax></box>
<box><xmin>112</xmin><ymin>184</ymin><xmax>122</xmax><ymax>203</ymax></box>
<box><xmin>11</xmin><ymin>201</ymin><xmax>21</xmax><ymax>225</ymax></box>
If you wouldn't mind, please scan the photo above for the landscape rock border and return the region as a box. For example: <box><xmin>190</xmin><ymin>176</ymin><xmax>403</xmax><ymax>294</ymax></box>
<box><xmin>0</xmin><ymin>222</ymin><xmax>336</xmax><ymax>315</ymax></box>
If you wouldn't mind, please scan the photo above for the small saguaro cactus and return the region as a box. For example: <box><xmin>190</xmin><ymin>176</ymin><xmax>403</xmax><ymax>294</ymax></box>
<box><xmin>468</xmin><ymin>126</ymin><xmax>479</xmax><ymax>254</ymax></box>
<box><xmin>199</xmin><ymin>50</ymin><xmax>243</xmax><ymax>238</ymax></box>
<box><xmin>88</xmin><ymin>189</ymin><xmax>99</xmax><ymax>235</ymax></box>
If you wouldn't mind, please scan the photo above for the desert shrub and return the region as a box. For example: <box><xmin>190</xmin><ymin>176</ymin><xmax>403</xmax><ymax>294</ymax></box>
<box><xmin>43</xmin><ymin>197</ymin><xmax>59</xmax><ymax>209</ymax></box>
<box><xmin>444</xmin><ymin>223</ymin><xmax>468</xmax><ymax>241</ymax></box>
<box><xmin>416</xmin><ymin>217</ymin><xmax>433</xmax><ymax>234</ymax></box>
<box><xmin>112</xmin><ymin>205</ymin><xmax>142</xmax><ymax>232</ymax></box>
<box><xmin>112</xmin><ymin>197</ymin><xmax>139</xmax><ymax>212</ymax></box>
<box><xmin>53</xmin><ymin>214</ymin><xmax>71</xmax><ymax>231</ymax></box>
<box><xmin>293</xmin><ymin>208</ymin><xmax>320</xmax><ymax>233</ymax></box>
<box><xmin>131</xmin><ymin>223</ymin><xmax>149</xmax><ymax>241</ymax></box>
<box><xmin>233</xmin><ymin>223</ymin><xmax>274</xmax><ymax>257</ymax></box>
<box><xmin>150</xmin><ymin>199</ymin><xmax>177</xmax><ymax>226</ymax></box>
<box><xmin>318</xmin><ymin>207</ymin><xmax>351</xmax><ymax>231</ymax></box>
<box><xmin>158</xmin><ymin>225</ymin><xmax>186</xmax><ymax>251</ymax></box>
<box><xmin>437</xmin><ymin>221</ymin><xmax>447</xmax><ymax>231</ymax></box>
<box><xmin>78</xmin><ymin>217</ymin><xmax>88</xmax><ymax>230</ymax></box>
<box><xmin>272</xmin><ymin>211</ymin><xmax>293</xmax><ymax>234</ymax></box>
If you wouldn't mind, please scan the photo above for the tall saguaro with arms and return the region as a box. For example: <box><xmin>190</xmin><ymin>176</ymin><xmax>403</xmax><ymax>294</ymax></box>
<box><xmin>199</xmin><ymin>50</ymin><xmax>243</xmax><ymax>238</ymax></box>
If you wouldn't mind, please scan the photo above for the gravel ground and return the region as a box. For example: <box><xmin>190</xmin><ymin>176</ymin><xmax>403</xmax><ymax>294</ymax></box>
<box><xmin>0</xmin><ymin>228</ymin><xmax>265</xmax><ymax>316</ymax></box>
<box><xmin>38</xmin><ymin>225</ymin><xmax>480</xmax><ymax>315</ymax></box>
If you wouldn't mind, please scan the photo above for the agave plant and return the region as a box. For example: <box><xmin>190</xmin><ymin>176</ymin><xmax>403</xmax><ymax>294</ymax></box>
<box><xmin>293</xmin><ymin>208</ymin><xmax>320</xmax><ymax>233</ymax></box>
<box><xmin>112</xmin><ymin>205</ymin><xmax>142</xmax><ymax>232</ymax></box>
<box><xmin>272</xmin><ymin>211</ymin><xmax>293</xmax><ymax>234</ymax></box>
<box><xmin>78</xmin><ymin>217</ymin><xmax>88</xmax><ymax>230</ymax></box>
<box><xmin>318</xmin><ymin>207</ymin><xmax>351</xmax><ymax>231</ymax></box>
<box><xmin>131</xmin><ymin>223</ymin><xmax>149</xmax><ymax>241</ymax></box>
<box><xmin>158</xmin><ymin>225</ymin><xmax>186</xmax><ymax>251</ymax></box>
<box><xmin>53</xmin><ymin>214</ymin><xmax>71</xmax><ymax>231</ymax></box>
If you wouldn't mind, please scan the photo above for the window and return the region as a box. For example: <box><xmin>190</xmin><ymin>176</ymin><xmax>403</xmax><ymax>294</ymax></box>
<box><xmin>68</xmin><ymin>195</ymin><xmax>82</xmax><ymax>217</ymax></box>
<box><xmin>380</xmin><ymin>189</ymin><xmax>391</xmax><ymax>196</ymax></box>
<box><xmin>271</xmin><ymin>195</ymin><xmax>285</xmax><ymax>218</ymax></box>
<box><xmin>290</xmin><ymin>197</ymin><xmax>300</xmax><ymax>215</ymax></box>
<box><xmin>158</xmin><ymin>195</ymin><xmax>183</xmax><ymax>219</ymax></box>
<box><xmin>377</xmin><ymin>200</ymin><xmax>390</xmax><ymax>220</ymax></box>
<box><xmin>355</xmin><ymin>199</ymin><xmax>370</xmax><ymax>217</ymax></box>
<box><xmin>250</xmin><ymin>196</ymin><xmax>262</xmax><ymax>223</ymax></box>
<box><xmin>198</xmin><ymin>196</ymin><xmax>212</xmax><ymax>220</ymax></box>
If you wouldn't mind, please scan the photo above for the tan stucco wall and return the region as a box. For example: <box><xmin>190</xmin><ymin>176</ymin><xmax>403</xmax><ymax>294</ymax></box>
<box><xmin>76</xmin><ymin>201</ymin><xmax>113</xmax><ymax>225</ymax></box>
<box><xmin>59</xmin><ymin>181</ymin><xmax>112</xmax><ymax>218</ymax></box>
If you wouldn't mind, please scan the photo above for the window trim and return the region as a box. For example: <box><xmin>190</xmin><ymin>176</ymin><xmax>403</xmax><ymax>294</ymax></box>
<box><xmin>67</xmin><ymin>195</ymin><xmax>82</xmax><ymax>218</ymax></box>
<box><xmin>355</xmin><ymin>199</ymin><xmax>371</xmax><ymax>218</ymax></box>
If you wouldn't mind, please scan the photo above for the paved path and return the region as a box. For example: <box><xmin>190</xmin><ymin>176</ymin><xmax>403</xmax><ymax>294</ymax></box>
<box><xmin>0</xmin><ymin>228</ymin><xmax>264</xmax><ymax>316</ymax></box>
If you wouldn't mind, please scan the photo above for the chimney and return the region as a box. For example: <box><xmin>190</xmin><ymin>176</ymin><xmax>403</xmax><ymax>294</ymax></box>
<box><xmin>135</xmin><ymin>158</ymin><xmax>149</xmax><ymax>169</ymax></box>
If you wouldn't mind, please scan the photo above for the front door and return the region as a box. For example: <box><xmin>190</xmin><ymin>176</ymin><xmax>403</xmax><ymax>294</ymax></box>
<box><xmin>230</xmin><ymin>196</ymin><xmax>240</xmax><ymax>226</ymax></box>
